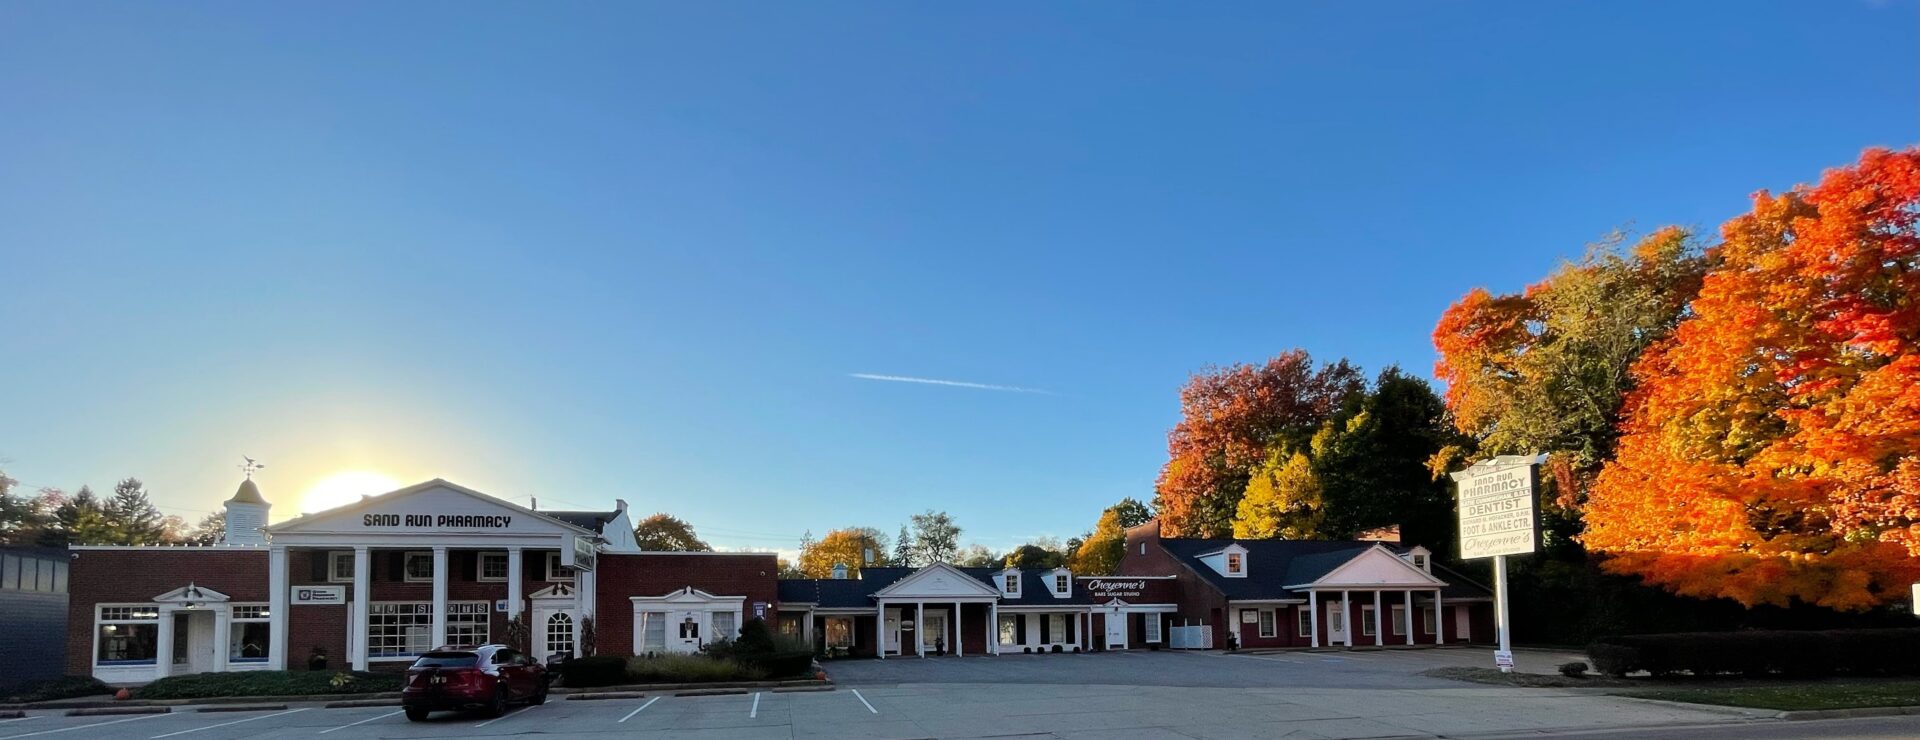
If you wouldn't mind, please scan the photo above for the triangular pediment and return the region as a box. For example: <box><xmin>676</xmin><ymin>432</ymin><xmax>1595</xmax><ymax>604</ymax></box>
<box><xmin>267</xmin><ymin>479</ymin><xmax>593</xmax><ymax>536</ymax></box>
<box><xmin>155</xmin><ymin>583</ymin><xmax>230</xmax><ymax>604</ymax></box>
<box><xmin>873</xmin><ymin>563</ymin><xmax>1001</xmax><ymax>598</ymax></box>
<box><xmin>1294</xmin><ymin>545</ymin><xmax>1446</xmax><ymax>588</ymax></box>
<box><xmin>529</xmin><ymin>583</ymin><xmax>578</xmax><ymax>600</ymax></box>
<box><xmin>630</xmin><ymin>586</ymin><xmax>745</xmax><ymax>605</ymax></box>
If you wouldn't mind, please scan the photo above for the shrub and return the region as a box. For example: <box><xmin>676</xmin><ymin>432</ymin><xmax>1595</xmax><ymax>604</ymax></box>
<box><xmin>1557</xmin><ymin>661</ymin><xmax>1587</xmax><ymax>678</ymax></box>
<box><xmin>559</xmin><ymin>655</ymin><xmax>632</xmax><ymax>688</ymax></box>
<box><xmin>138</xmin><ymin>670</ymin><xmax>400</xmax><ymax>700</ymax></box>
<box><xmin>626</xmin><ymin>654</ymin><xmax>765</xmax><ymax>684</ymax></box>
<box><xmin>1588</xmin><ymin>628</ymin><xmax>1920</xmax><ymax>680</ymax></box>
<box><xmin>3</xmin><ymin>676</ymin><xmax>111</xmax><ymax>703</ymax></box>
<box><xmin>740</xmin><ymin>651</ymin><xmax>813</xmax><ymax>679</ymax></box>
<box><xmin>735</xmin><ymin>617</ymin><xmax>777</xmax><ymax>655</ymax></box>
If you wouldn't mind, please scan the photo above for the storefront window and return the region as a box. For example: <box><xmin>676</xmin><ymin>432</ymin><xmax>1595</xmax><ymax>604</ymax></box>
<box><xmin>231</xmin><ymin>604</ymin><xmax>271</xmax><ymax>661</ymax></box>
<box><xmin>712</xmin><ymin>611</ymin><xmax>737</xmax><ymax>642</ymax></box>
<box><xmin>97</xmin><ymin>606</ymin><xmax>161</xmax><ymax>665</ymax></box>
<box><xmin>998</xmin><ymin>615</ymin><xmax>1017</xmax><ymax>645</ymax></box>
<box><xmin>478</xmin><ymin>553</ymin><xmax>509</xmax><ymax>581</ymax></box>
<box><xmin>403</xmin><ymin>552</ymin><xmax>434</xmax><ymax>582</ymax></box>
<box><xmin>1047</xmin><ymin>613</ymin><xmax>1067</xmax><ymax>642</ymax></box>
<box><xmin>1257</xmin><ymin>609</ymin><xmax>1276</xmax><ymax>638</ymax></box>
<box><xmin>1145</xmin><ymin>614</ymin><xmax>1162</xmax><ymax>643</ymax></box>
<box><xmin>545</xmin><ymin>613</ymin><xmax>575</xmax><ymax>659</ymax></box>
<box><xmin>640</xmin><ymin>612</ymin><xmax>667</xmax><ymax>652</ymax></box>
<box><xmin>1296</xmin><ymin>608</ymin><xmax>1311</xmax><ymax>637</ymax></box>
<box><xmin>825</xmin><ymin>617</ymin><xmax>853</xmax><ymax>649</ymax></box>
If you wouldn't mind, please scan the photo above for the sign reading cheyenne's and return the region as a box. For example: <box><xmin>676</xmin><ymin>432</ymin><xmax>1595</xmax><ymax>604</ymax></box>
<box><xmin>362</xmin><ymin>513</ymin><xmax>513</xmax><ymax>528</ymax></box>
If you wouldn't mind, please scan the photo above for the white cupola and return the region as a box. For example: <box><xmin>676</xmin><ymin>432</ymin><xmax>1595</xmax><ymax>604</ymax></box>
<box><xmin>223</xmin><ymin>476</ymin><xmax>271</xmax><ymax>545</ymax></box>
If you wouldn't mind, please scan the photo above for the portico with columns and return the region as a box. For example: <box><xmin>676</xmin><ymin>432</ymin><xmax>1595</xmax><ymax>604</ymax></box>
<box><xmin>869</xmin><ymin>563</ymin><xmax>1004</xmax><ymax>658</ymax></box>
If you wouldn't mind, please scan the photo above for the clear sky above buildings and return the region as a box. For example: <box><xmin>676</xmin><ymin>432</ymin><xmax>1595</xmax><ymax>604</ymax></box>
<box><xmin>2</xmin><ymin>2</ymin><xmax>1915</xmax><ymax>555</ymax></box>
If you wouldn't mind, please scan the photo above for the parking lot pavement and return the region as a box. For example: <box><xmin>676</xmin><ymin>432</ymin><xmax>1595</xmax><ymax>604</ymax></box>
<box><xmin>0</xmin><ymin>683</ymin><xmax>1877</xmax><ymax>740</ymax></box>
<box><xmin>822</xmin><ymin>645</ymin><xmax>1589</xmax><ymax>688</ymax></box>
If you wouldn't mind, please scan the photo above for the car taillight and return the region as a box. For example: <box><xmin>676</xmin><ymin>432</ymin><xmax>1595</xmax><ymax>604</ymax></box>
<box><xmin>441</xmin><ymin>668</ymin><xmax>480</xmax><ymax>687</ymax></box>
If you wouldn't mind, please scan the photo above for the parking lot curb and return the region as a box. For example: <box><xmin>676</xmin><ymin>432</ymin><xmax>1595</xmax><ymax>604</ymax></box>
<box><xmin>197</xmin><ymin>704</ymin><xmax>288</xmax><ymax>712</ymax></box>
<box><xmin>67</xmin><ymin>706</ymin><xmax>172</xmax><ymax>716</ymax></box>
<box><xmin>566</xmin><ymin>692</ymin><xmax>648</xmax><ymax>701</ymax></box>
<box><xmin>673</xmin><ymin>688</ymin><xmax>749</xmax><ymax>697</ymax></box>
<box><xmin>0</xmin><ymin>711</ymin><xmax>22</xmax><ymax>719</ymax></box>
<box><xmin>323</xmin><ymin>699</ymin><xmax>400</xmax><ymax>709</ymax></box>
<box><xmin>771</xmin><ymin>686</ymin><xmax>835</xmax><ymax>693</ymax></box>
<box><xmin>552</xmin><ymin>678</ymin><xmax>829</xmax><ymax>695</ymax></box>
<box><xmin>1777</xmin><ymin>706</ymin><xmax>1920</xmax><ymax>721</ymax></box>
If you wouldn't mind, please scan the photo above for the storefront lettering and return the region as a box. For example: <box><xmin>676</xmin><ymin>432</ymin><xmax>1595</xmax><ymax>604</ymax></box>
<box><xmin>362</xmin><ymin>513</ymin><xmax>513</xmax><ymax>528</ymax></box>
<box><xmin>1085</xmin><ymin>579</ymin><xmax>1147</xmax><ymax>597</ymax></box>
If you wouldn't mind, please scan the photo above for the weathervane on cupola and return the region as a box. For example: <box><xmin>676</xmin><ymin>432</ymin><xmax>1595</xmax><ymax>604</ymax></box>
<box><xmin>224</xmin><ymin>456</ymin><xmax>272</xmax><ymax>545</ymax></box>
<box><xmin>240</xmin><ymin>456</ymin><xmax>266</xmax><ymax>479</ymax></box>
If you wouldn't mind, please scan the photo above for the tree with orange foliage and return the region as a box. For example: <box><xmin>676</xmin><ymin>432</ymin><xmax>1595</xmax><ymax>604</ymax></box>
<box><xmin>1584</xmin><ymin>148</ymin><xmax>1920</xmax><ymax>610</ymax></box>
<box><xmin>1153</xmin><ymin>351</ymin><xmax>1363</xmax><ymax>537</ymax></box>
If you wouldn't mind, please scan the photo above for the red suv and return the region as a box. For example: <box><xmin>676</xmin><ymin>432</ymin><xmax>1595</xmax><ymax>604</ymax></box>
<box><xmin>402</xmin><ymin>645</ymin><xmax>549</xmax><ymax>720</ymax></box>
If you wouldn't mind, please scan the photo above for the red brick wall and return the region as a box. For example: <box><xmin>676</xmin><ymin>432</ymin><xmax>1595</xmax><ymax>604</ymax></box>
<box><xmin>67</xmin><ymin>549</ymin><xmax>269</xmax><ymax>676</ymax></box>
<box><xmin>1118</xmin><ymin>521</ymin><xmax>1228</xmax><ymax>645</ymax></box>
<box><xmin>592</xmin><ymin>553</ymin><xmax>780</xmax><ymax>657</ymax></box>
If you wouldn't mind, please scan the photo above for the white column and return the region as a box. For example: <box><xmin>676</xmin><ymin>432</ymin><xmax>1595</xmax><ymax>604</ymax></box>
<box><xmin>430</xmin><ymin>547</ymin><xmax>449</xmax><ymax>649</ymax></box>
<box><xmin>213</xmin><ymin>607</ymin><xmax>231</xmax><ymax>669</ymax></box>
<box><xmin>350</xmin><ymin>547</ymin><xmax>370</xmax><ymax>670</ymax></box>
<box><xmin>1340</xmin><ymin>590</ymin><xmax>1351</xmax><ymax>647</ymax></box>
<box><xmin>1373</xmin><ymin>591</ymin><xmax>1383</xmax><ymax>646</ymax></box>
<box><xmin>915</xmin><ymin>602</ymin><xmax>925</xmax><ymax>658</ymax></box>
<box><xmin>1078</xmin><ymin>612</ymin><xmax>1087</xmax><ymax>652</ymax></box>
<box><xmin>506</xmin><ymin>548</ymin><xmax>524</xmax><ymax>620</ymax></box>
<box><xmin>267</xmin><ymin>546</ymin><xmax>289</xmax><ymax>670</ymax></box>
<box><xmin>1403</xmin><ymin>590</ymin><xmax>1414</xmax><ymax>646</ymax></box>
<box><xmin>154</xmin><ymin>607</ymin><xmax>175</xmax><ymax>680</ymax></box>
<box><xmin>1308</xmin><ymin>591</ymin><xmax>1319</xmax><ymax>648</ymax></box>
<box><xmin>954</xmin><ymin>602</ymin><xmax>962</xmax><ymax>657</ymax></box>
<box><xmin>1434</xmin><ymin>589</ymin><xmax>1445</xmax><ymax>645</ymax></box>
<box><xmin>1494</xmin><ymin>555</ymin><xmax>1512</xmax><ymax>671</ymax></box>
<box><xmin>875</xmin><ymin>601</ymin><xmax>886</xmax><ymax>659</ymax></box>
<box><xmin>988</xmin><ymin>603</ymin><xmax>998</xmax><ymax>655</ymax></box>
<box><xmin>804</xmin><ymin>609</ymin><xmax>814</xmax><ymax>648</ymax></box>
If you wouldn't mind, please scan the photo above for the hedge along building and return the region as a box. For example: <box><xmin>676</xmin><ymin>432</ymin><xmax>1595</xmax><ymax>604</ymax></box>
<box><xmin>773</xmin><ymin>563</ymin><xmax>1181</xmax><ymax>657</ymax></box>
<box><xmin>1118</xmin><ymin>520</ymin><xmax>1495</xmax><ymax>649</ymax></box>
<box><xmin>68</xmin><ymin>477</ymin><xmax>779</xmax><ymax>684</ymax></box>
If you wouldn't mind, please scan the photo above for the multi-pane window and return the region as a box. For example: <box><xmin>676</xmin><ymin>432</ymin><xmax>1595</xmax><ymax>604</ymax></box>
<box><xmin>825</xmin><ymin>618</ymin><xmax>853</xmax><ymax>649</ymax></box>
<box><xmin>1047</xmin><ymin>613</ymin><xmax>1067</xmax><ymax>642</ymax></box>
<box><xmin>1360</xmin><ymin>606</ymin><xmax>1377</xmax><ymax>636</ymax></box>
<box><xmin>1003</xmin><ymin>574</ymin><xmax>1019</xmax><ymax>594</ymax></box>
<box><xmin>638</xmin><ymin>612</ymin><xmax>668</xmax><ymax>653</ymax></box>
<box><xmin>478</xmin><ymin>552</ymin><xmax>509</xmax><ymax>582</ymax></box>
<box><xmin>403</xmin><ymin>552</ymin><xmax>437</xmax><ymax>582</ymax></box>
<box><xmin>998</xmin><ymin>615</ymin><xmax>1018</xmax><ymax>645</ymax></box>
<box><xmin>5</xmin><ymin>555</ymin><xmax>67</xmax><ymax>593</ymax></box>
<box><xmin>1257</xmin><ymin>609</ymin><xmax>1276</xmax><ymax>638</ymax></box>
<box><xmin>1297</xmin><ymin>607</ymin><xmax>1312</xmax><ymax>637</ymax></box>
<box><xmin>230</xmin><ymin>604</ymin><xmax>271</xmax><ymax>661</ymax></box>
<box><xmin>1054</xmin><ymin>574</ymin><xmax>1069</xmax><ymax>594</ymax></box>
<box><xmin>546</xmin><ymin>552</ymin><xmax>574</xmax><ymax>582</ymax></box>
<box><xmin>1226</xmin><ymin>553</ymin><xmax>1242</xmax><ymax>574</ymax></box>
<box><xmin>97</xmin><ymin>605</ymin><xmax>161</xmax><ymax>664</ymax></box>
<box><xmin>369</xmin><ymin>603</ymin><xmax>432</xmax><ymax>657</ymax></box>
<box><xmin>328</xmin><ymin>552</ymin><xmax>355</xmax><ymax>583</ymax></box>
<box><xmin>1145</xmin><ymin>614</ymin><xmax>1162</xmax><ymax>643</ymax></box>
<box><xmin>544</xmin><ymin>613</ymin><xmax>574</xmax><ymax>660</ymax></box>
<box><xmin>445</xmin><ymin>602</ymin><xmax>490</xmax><ymax>648</ymax></box>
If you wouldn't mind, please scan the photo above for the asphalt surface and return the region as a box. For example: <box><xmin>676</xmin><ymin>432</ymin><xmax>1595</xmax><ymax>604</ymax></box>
<box><xmin>824</xmin><ymin>644</ymin><xmax>1589</xmax><ymax>688</ymax></box>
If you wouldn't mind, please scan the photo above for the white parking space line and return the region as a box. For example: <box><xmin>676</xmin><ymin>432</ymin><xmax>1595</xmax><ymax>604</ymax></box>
<box><xmin>850</xmin><ymin>688</ymin><xmax>879</xmax><ymax>714</ymax></box>
<box><xmin>617</xmin><ymin>697</ymin><xmax>659</xmax><ymax>723</ymax></box>
<box><xmin>316</xmin><ymin>709</ymin><xmax>403</xmax><ymax>734</ymax></box>
<box><xmin>0</xmin><ymin>719</ymin><xmax>37</xmax><ymax>726</ymax></box>
<box><xmin>0</xmin><ymin>713</ymin><xmax>163</xmax><ymax>739</ymax></box>
<box><xmin>749</xmin><ymin>692</ymin><xmax>760</xmax><ymax>718</ymax></box>
<box><xmin>472</xmin><ymin>703</ymin><xmax>541</xmax><ymax>729</ymax></box>
<box><xmin>152</xmin><ymin>707</ymin><xmax>309</xmax><ymax>738</ymax></box>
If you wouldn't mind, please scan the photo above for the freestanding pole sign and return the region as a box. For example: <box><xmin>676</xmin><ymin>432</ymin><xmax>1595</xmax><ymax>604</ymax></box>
<box><xmin>1451</xmin><ymin>454</ymin><xmax>1546</xmax><ymax>673</ymax></box>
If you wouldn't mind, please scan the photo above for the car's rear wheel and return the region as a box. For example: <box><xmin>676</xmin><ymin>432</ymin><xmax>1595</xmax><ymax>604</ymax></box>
<box><xmin>485</xmin><ymin>686</ymin><xmax>509</xmax><ymax>718</ymax></box>
<box><xmin>404</xmin><ymin>707</ymin><xmax>430</xmax><ymax>722</ymax></box>
<box><xmin>530</xmin><ymin>684</ymin><xmax>547</xmax><ymax>705</ymax></box>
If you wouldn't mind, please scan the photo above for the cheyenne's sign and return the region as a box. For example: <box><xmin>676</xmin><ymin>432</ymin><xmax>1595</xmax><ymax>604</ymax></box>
<box><xmin>363</xmin><ymin>514</ymin><xmax>513</xmax><ymax>528</ymax></box>
<box><xmin>1082</xmin><ymin>579</ymin><xmax>1149</xmax><ymax>597</ymax></box>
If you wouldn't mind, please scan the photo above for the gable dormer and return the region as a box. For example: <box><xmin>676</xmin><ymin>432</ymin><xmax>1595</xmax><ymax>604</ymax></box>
<box><xmin>1047</xmin><ymin>567</ymin><xmax>1073</xmax><ymax>597</ymax></box>
<box><xmin>994</xmin><ymin>567</ymin><xmax>1022</xmax><ymax>597</ymax></box>
<box><xmin>1199</xmin><ymin>543</ymin><xmax>1249</xmax><ymax>578</ymax></box>
<box><xmin>1401</xmin><ymin>546</ymin><xmax>1432</xmax><ymax>574</ymax></box>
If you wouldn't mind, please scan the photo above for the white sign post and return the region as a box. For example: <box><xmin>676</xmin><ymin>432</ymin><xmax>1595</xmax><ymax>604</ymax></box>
<box><xmin>1451</xmin><ymin>454</ymin><xmax>1546</xmax><ymax>673</ymax></box>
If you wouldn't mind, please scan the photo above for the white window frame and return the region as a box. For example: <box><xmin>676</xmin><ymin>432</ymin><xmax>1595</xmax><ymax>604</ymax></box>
<box><xmin>998</xmin><ymin>615</ymin><xmax>1018</xmax><ymax>645</ymax></box>
<box><xmin>1422</xmin><ymin>607</ymin><xmax>1436</xmax><ymax>635</ymax></box>
<box><xmin>477</xmin><ymin>552</ymin><xmax>509</xmax><ymax>582</ymax></box>
<box><xmin>1003</xmin><ymin>573</ymin><xmax>1020</xmax><ymax>596</ymax></box>
<box><xmin>1360</xmin><ymin>605</ymin><xmax>1376</xmax><ymax>637</ymax></box>
<box><xmin>402</xmin><ymin>552</ymin><xmax>434</xmax><ymax>583</ymax></box>
<box><xmin>1144</xmin><ymin>613</ymin><xmax>1162</xmax><ymax>643</ymax></box>
<box><xmin>1296</xmin><ymin>607</ymin><xmax>1312</xmax><ymax>637</ymax></box>
<box><xmin>1226</xmin><ymin>553</ymin><xmax>1242</xmax><ymax>574</ymax></box>
<box><xmin>229</xmin><ymin>603</ymin><xmax>272</xmax><ymax>663</ymax></box>
<box><xmin>1047</xmin><ymin>613</ymin><xmax>1068</xmax><ymax>643</ymax></box>
<box><xmin>1390</xmin><ymin>604</ymin><xmax>1407</xmax><ymax>636</ymax></box>
<box><xmin>1257</xmin><ymin>609</ymin><xmax>1276</xmax><ymax>638</ymax></box>
<box><xmin>327</xmin><ymin>552</ymin><xmax>355</xmax><ymax>584</ymax></box>
<box><xmin>638</xmin><ymin>611</ymin><xmax>668</xmax><ymax>653</ymax></box>
<box><xmin>545</xmin><ymin>552</ymin><xmax>575</xmax><ymax>582</ymax></box>
<box><xmin>95</xmin><ymin>604</ymin><xmax>161</xmax><ymax>666</ymax></box>
<box><xmin>1053</xmin><ymin>573</ymin><xmax>1069</xmax><ymax>595</ymax></box>
<box><xmin>1412</xmin><ymin>554</ymin><xmax>1428</xmax><ymax>570</ymax></box>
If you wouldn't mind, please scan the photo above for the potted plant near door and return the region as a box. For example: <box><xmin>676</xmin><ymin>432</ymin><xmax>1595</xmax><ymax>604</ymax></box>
<box><xmin>308</xmin><ymin>646</ymin><xmax>329</xmax><ymax>671</ymax></box>
<box><xmin>934</xmin><ymin>636</ymin><xmax>945</xmax><ymax>657</ymax></box>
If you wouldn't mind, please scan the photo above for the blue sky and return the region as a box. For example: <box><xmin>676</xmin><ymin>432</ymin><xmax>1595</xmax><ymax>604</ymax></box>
<box><xmin>2</xmin><ymin>2</ymin><xmax>1914</xmax><ymax>555</ymax></box>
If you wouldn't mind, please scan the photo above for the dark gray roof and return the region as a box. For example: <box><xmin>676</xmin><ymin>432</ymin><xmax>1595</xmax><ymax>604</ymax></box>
<box><xmin>779</xmin><ymin>566</ymin><xmax>1093</xmax><ymax>608</ymax></box>
<box><xmin>996</xmin><ymin>568</ymin><xmax>1092</xmax><ymax>606</ymax></box>
<box><xmin>1430</xmin><ymin>560</ymin><xmax>1497</xmax><ymax>600</ymax></box>
<box><xmin>542</xmin><ymin>510</ymin><xmax>617</xmax><ymax>534</ymax></box>
<box><xmin>228</xmin><ymin>479</ymin><xmax>266</xmax><ymax>505</ymax></box>
<box><xmin>1159</xmin><ymin>538</ymin><xmax>1489</xmax><ymax>601</ymax></box>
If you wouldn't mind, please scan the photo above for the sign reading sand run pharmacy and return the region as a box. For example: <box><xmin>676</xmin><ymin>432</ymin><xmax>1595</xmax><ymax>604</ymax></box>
<box><xmin>1453</xmin><ymin>457</ymin><xmax>1542</xmax><ymax>560</ymax></box>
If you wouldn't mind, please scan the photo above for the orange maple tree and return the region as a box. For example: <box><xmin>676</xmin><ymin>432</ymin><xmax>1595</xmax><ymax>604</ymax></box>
<box><xmin>1584</xmin><ymin>148</ymin><xmax>1920</xmax><ymax>609</ymax></box>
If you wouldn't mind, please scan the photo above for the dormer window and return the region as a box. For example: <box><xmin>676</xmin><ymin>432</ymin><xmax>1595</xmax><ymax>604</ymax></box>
<box><xmin>1004</xmin><ymin>574</ymin><xmax>1020</xmax><ymax>595</ymax></box>
<box><xmin>1226</xmin><ymin>553</ymin><xmax>1242</xmax><ymax>574</ymax></box>
<box><xmin>1054</xmin><ymin>574</ymin><xmax>1069</xmax><ymax>594</ymax></box>
<box><xmin>1412</xmin><ymin>554</ymin><xmax>1428</xmax><ymax>571</ymax></box>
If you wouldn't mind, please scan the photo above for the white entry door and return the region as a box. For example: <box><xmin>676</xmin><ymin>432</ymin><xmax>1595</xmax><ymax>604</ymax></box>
<box><xmin>920</xmin><ymin>611</ymin><xmax>946</xmax><ymax>652</ymax></box>
<box><xmin>1327</xmin><ymin>602</ymin><xmax>1347</xmax><ymax>644</ymax></box>
<box><xmin>884</xmin><ymin>608</ymin><xmax>902</xmax><ymax>654</ymax></box>
<box><xmin>1105</xmin><ymin>611</ymin><xmax>1127</xmax><ymax>649</ymax></box>
<box><xmin>671</xmin><ymin>611</ymin><xmax>704</xmax><ymax>654</ymax></box>
<box><xmin>1453</xmin><ymin>605</ymin><xmax>1470</xmax><ymax>640</ymax></box>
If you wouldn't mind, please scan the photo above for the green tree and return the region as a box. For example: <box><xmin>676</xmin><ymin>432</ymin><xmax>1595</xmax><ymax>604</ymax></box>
<box><xmin>632</xmin><ymin>514</ymin><xmax>712</xmax><ymax>551</ymax></box>
<box><xmin>1003</xmin><ymin>537</ymin><xmax>1068</xmax><ymax>569</ymax></box>
<box><xmin>892</xmin><ymin>525</ymin><xmax>914</xmax><ymax>566</ymax></box>
<box><xmin>907</xmin><ymin>510</ymin><xmax>960</xmax><ymax>565</ymax></box>
<box><xmin>1311</xmin><ymin>368</ymin><xmax>1460</xmax><ymax>552</ymax></box>
<box><xmin>183</xmin><ymin>511</ymin><xmax>225</xmax><ymax>545</ymax></box>
<box><xmin>1233</xmin><ymin>450</ymin><xmax>1324</xmax><ymax>539</ymax></box>
<box><xmin>953</xmin><ymin>544</ymin><xmax>999</xmax><ymax>567</ymax></box>
<box><xmin>796</xmin><ymin>527</ymin><xmax>889</xmax><ymax>578</ymax></box>
<box><xmin>1070</xmin><ymin>497</ymin><xmax>1155</xmax><ymax>575</ymax></box>
<box><xmin>103</xmin><ymin>477</ymin><xmax>168</xmax><ymax>545</ymax></box>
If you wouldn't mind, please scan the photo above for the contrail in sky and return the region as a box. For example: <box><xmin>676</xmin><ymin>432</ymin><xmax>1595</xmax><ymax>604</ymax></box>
<box><xmin>849</xmin><ymin>373</ymin><xmax>1053</xmax><ymax>395</ymax></box>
